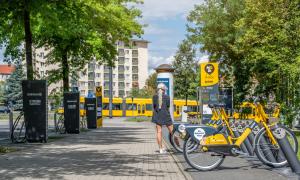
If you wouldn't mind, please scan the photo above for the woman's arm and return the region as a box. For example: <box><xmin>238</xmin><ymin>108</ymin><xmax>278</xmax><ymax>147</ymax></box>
<box><xmin>166</xmin><ymin>95</ymin><xmax>170</xmax><ymax>108</ymax></box>
<box><xmin>152</xmin><ymin>95</ymin><xmax>157</xmax><ymax>111</ymax></box>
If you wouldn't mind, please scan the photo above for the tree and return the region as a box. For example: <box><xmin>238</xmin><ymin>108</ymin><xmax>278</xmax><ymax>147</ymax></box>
<box><xmin>172</xmin><ymin>40</ymin><xmax>197</xmax><ymax>102</ymax></box>
<box><xmin>0</xmin><ymin>82</ymin><xmax>6</xmax><ymax>104</ymax></box>
<box><xmin>187</xmin><ymin>0</ymin><xmax>248</xmax><ymax>103</ymax></box>
<box><xmin>129</xmin><ymin>87</ymin><xmax>153</xmax><ymax>98</ymax></box>
<box><xmin>35</xmin><ymin>0</ymin><xmax>143</xmax><ymax>92</ymax></box>
<box><xmin>145</xmin><ymin>72</ymin><xmax>157</xmax><ymax>95</ymax></box>
<box><xmin>4</xmin><ymin>63</ymin><xmax>26</xmax><ymax>110</ymax></box>
<box><xmin>0</xmin><ymin>0</ymin><xmax>44</xmax><ymax>80</ymax></box>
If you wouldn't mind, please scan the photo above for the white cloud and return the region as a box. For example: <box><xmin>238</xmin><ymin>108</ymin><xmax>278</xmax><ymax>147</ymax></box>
<box><xmin>198</xmin><ymin>55</ymin><xmax>209</xmax><ymax>64</ymax></box>
<box><xmin>139</xmin><ymin>0</ymin><xmax>204</xmax><ymax>20</ymax></box>
<box><xmin>148</xmin><ymin>54</ymin><xmax>175</xmax><ymax>74</ymax></box>
<box><xmin>144</xmin><ymin>24</ymin><xmax>172</xmax><ymax>35</ymax></box>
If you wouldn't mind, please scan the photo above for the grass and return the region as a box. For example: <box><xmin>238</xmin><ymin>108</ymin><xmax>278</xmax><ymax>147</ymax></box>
<box><xmin>0</xmin><ymin>146</ymin><xmax>17</xmax><ymax>154</ymax></box>
<box><xmin>126</xmin><ymin>116</ymin><xmax>151</xmax><ymax>122</ymax></box>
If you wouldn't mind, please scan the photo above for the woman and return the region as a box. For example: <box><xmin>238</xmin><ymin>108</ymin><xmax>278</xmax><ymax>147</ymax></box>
<box><xmin>152</xmin><ymin>83</ymin><xmax>174</xmax><ymax>154</ymax></box>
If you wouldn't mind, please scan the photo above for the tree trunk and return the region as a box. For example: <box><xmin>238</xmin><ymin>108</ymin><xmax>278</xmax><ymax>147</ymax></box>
<box><xmin>24</xmin><ymin>0</ymin><xmax>34</xmax><ymax>80</ymax></box>
<box><xmin>62</xmin><ymin>51</ymin><xmax>69</xmax><ymax>92</ymax></box>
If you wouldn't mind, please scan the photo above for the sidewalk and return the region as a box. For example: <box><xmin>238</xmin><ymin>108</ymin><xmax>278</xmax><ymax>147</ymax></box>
<box><xmin>0</xmin><ymin>117</ymin><xmax>188</xmax><ymax>180</ymax></box>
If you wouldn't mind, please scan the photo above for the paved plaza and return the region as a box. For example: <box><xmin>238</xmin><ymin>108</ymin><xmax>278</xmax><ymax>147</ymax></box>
<box><xmin>0</xmin><ymin>118</ymin><xmax>188</xmax><ymax>180</ymax></box>
<box><xmin>0</xmin><ymin>117</ymin><xmax>298</xmax><ymax>180</ymax></box>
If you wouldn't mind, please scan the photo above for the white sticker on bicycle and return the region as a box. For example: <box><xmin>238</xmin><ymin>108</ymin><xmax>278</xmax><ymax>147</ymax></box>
<box><xmin>194</xmin><ymin>128</ymin><xmax>206</xmax><ymax>140</ymax></box>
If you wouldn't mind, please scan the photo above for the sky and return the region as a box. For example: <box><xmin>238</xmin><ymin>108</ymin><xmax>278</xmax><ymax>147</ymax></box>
<box><xmin>138</xmin><ymin>0</ymin><xmax>205</xmax><ymax>74</ymax></box>
<box><xmin>0</xmin><ymin>0</ymin><xmax>207</xmax><ymax>74</ymax></box>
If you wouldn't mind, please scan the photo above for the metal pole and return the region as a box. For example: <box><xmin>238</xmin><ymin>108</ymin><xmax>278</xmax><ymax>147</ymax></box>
<box><xmin>199</xmin><ymin>87</ymin><xmax>203</xmax><ymax>124</ymax></box>
<box><xmin>109</xmin><ymin>66</ymin><xmax>113</xmax><ymax>119</ymax></box>
<box><xmin>54</xmin><ymin>112</ymin><xmax>57</xmax><ymax>133</ymax></box>
<box><xmin>9</xmin><ymin>111</ymin><xmax>13</xmax><ymax>140</ymax></box>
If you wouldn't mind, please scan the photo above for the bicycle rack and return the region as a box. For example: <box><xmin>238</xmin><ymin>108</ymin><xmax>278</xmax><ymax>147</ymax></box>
<box><xmin>10</xmin><ymin>111</ymin><xmax>26</xmax><ymax>143</ymax></box>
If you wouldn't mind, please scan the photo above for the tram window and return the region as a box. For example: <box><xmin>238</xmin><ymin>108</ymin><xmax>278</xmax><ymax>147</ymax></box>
<box><xmin>103</xmin><ymin>103</ymin><xmax>109</xmax><ymax>110</ymax></box>
<box><xmin>146</xmin><ymin>104</ymin><xmax>152</xmax><ymax>111</ymax></box>
<box><xmin>113</xmin><ymin>103</ymin><xmax>121</xmax><ymax>110</ymax></box>
<box><xmin>187</xmin><ymin>106</ymin><xmax>197</xmax><ymax>112</ymax></box>
<box><xmin>126</xmin><ymin>104</ymin><xmax>137</xmax><ymax>110</ymax></box>
<box><xmin>80</xmin><ymin>103</ymin><xmax>84</xmax><ymax>110</ymax></box>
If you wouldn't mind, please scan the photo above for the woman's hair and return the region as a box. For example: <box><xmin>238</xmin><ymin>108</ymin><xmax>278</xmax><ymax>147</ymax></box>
<box><xmin>157</xmin><ymin>83</ymin><xmax>166</xmax><ymax>109</ymax></box>
<box><xmin>158</xmin><ymin>89</ymin><xmax>163</xmax><ymax>109</ymax></box>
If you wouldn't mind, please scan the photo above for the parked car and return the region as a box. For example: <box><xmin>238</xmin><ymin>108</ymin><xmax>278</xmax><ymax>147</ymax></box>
<box><xmin>0</xmin><ymin>106</ymin><xmax>10</xmax><ymax>114</ymax></box>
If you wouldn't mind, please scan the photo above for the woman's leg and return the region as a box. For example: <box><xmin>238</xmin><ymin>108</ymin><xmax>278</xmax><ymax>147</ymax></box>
<box><xmin>167</xmin><ymin>124</ymin><xmax>180</xmax><ymax>146</ymax></box>
<box><xmin>166</xmin><ymin>124</ymin><xmax>174</xmax><ymax>134</ymax></box>
<box><xmin>156</xmin><ymin>124</ymin><xmax>163</xmax><ymax>149</ymax></box>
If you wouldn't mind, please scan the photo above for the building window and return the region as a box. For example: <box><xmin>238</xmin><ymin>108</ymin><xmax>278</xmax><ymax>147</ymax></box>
<box><xmin>96</xmin><ymin>73</ymin><xmax>101</xmax><ymax>78</ymax></box>
<box><xmin>132</xmin><ymin>74</ymin><xmax>138</xmax><ymax>81</ymax></box>
<box><xmin>125</xmin><ymin>50</ymin><xmax>130</xmax><ymax>54</ymax></box>
<box><xmin>125</xmin><ymin>58</ymin><xmax>130</xmax><ymax>63</ymax></box>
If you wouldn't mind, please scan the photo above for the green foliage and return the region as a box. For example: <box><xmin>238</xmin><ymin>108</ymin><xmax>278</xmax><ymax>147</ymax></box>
<box><xmin>0</xmin><ymin>82</ymin><xmax>5</xmax><ymax>103</ymax></box>
<box><xmin>36</xmin><ymin>0</ymin><xmax>143</xmax><ymax>92</ymax></box>
<box><xmin>0</xmin><ymin>0</ymin><xmax>144</xmax><ymax>91</ymax></box>
<box><xmin>187</xmin><ymin>0</ymin><xmax>249</xmax><ymax>103</ymax></box>
<box><xmin>129</xmin><ymin>87</ymin><xmax>153</xmax><ymax>98</ymax></box>
<box><xmin>145</xmin><ymin>72</ymin><xmax>157</xmax><ymax>95</ymax></box>
<box><xmin>4</xmin><ymin>63</ymin><xmax>26</xmax><ymax>110</ymax></box>
<box><xmin>172</xmin><ymin>40</ymin><xmax>198</xmax><ymax>100</ymax></box>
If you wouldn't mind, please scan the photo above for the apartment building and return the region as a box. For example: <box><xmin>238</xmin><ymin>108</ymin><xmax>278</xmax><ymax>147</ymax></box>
<box><xmin>33</xmin><ymin>39</ymin><xmax>149</xmax><ymax>97</ymax></box>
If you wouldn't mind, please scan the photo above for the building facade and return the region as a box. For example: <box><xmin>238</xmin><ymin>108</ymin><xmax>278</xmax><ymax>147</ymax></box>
<box><xmin>32</xmin><ymin>39</ymin><xmax>149</xmax><ymax>97</ymax></box>
<box><xmin>0</xmin><ymin>65</ymin><xmax>15</xmax><ymax>82</ymax></box>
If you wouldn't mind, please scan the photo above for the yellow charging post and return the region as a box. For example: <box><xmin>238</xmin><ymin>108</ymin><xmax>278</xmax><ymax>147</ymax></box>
<box><xmin>96</xmin><ymin>86</ymin><xmax>103</xmax><ymax>128</ymax></box>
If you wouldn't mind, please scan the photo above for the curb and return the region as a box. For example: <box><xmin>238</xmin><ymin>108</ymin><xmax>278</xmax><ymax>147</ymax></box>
<box><xmin>162</xmin><ymin>136</ymin><xmax>193</xmax><ymax>180</ymax></box>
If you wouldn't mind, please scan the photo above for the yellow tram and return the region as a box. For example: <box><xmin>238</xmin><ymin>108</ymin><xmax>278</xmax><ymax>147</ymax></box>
<box><xmin>57</xmin><ymin>96</ymin><xmax>199</xmax><ymax>118</ymax></box>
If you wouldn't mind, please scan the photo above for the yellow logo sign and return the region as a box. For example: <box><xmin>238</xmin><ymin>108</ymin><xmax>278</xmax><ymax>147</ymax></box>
<box><xmin>200</xmin><ymin>63</ymin><xmax>219</xmax><ymax>86</ymax></box>
<box><xmin>96</xmin><ymin>86</ymin><xmax>102</xmax><ymax>97</ymax></box>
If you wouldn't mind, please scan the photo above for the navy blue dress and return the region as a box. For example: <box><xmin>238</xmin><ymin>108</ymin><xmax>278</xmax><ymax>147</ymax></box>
<box><xmin>152</xmin><ymin>94</ymin><xmax>173</xmax><ymax>126</ymax></box>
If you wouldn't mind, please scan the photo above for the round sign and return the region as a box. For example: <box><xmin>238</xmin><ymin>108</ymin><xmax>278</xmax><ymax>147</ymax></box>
<box><xmin>194</xmin><ymin>128</ymin><xmax>206</xmax><ymax>141</ymax></box>
<box><xmin>205</xmin><ymin>64</ymin><xmax>215</xmax><ymax>75</ymax></box>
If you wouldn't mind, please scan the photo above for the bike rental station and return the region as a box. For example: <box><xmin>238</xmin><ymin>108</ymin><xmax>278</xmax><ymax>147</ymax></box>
<box><xmin>158</xmin><ymin>62</ymin><xmax>300</xmax><ymax>174</ymax></box>
<box><xmin>7</xmin><ymin>63</ymin><xmax>300</xmax><ymax>177</ymax></box>
<box><xmin>10</xmin><ymin>81</ymin><xmax>103</xmax><ymax>142</ymax></box>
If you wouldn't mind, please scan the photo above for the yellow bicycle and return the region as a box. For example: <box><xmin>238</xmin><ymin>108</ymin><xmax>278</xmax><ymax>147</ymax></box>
<box><xmin>182</xmin><ymin>102</ymin><xmax>298</xmax><ymax>171</ymax></box>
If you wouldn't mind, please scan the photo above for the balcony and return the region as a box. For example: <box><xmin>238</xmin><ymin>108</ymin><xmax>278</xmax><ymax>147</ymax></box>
<box><xmin>118</xmin><ymin>77</ymin><xmax>125</xmax><ymax>81</ymax></box>
<box><xmin>118</xmin><ymin>49</ymin><xmax>125</xmax><ymax>57</ymax></box>
<box><xmin>132</xmin><ymin>50</ymin><xmax>138</xmax><ymax>58</ymax></box>
<box><xmin>132</xmin><ymin>69</ymin><xmax>138</xmax><ymax>74</ymax></box>
<box><xmin>132</xmin><ymin>58</ymin><xmax>138</xmax><ymax>65</ymax></box>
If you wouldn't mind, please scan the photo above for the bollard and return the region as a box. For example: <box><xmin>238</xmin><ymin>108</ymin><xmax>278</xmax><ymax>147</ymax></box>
<box><xmin>273</xmin><ymin>126</ymin><xmax>300</xmax><ymax>174</ymax></box>
<box><xmin>9</xmin><ymin>111</ymin><xmax>13</xmax><ymax>140</ymax></box>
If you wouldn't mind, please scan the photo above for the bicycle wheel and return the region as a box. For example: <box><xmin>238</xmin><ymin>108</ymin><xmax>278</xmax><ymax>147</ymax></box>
<box><xmin>183</xmin><ymin>136</ymin><xmax>225</xmax><ymax>171</ymax></box>
<box><xmin>170</xmin><ymin>131</ymin><xmax>185</xmax><ymax>153</ymax></box>
<box><xmin>254</xmin><ymin>125</ymin><xmax>298</xmax><ymax>168</ymax></box>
